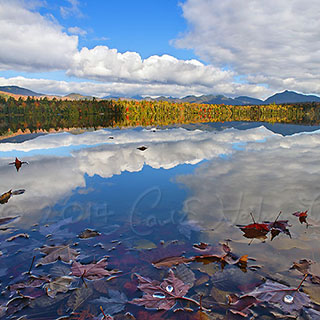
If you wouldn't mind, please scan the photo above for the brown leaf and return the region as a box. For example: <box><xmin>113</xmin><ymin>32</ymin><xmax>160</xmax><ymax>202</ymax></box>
<box><xmin>0</xmin><ymin>190</ymin><xmax>12</xmax><ymax>204</ymax></box>
<box><xmin>67</xmin><ymin>284</ymin><xmax>93</xmax><ymax>311</ymax></box>
<box><xmin>44</xmin><ymin>276</ymin><xmax>73</xmax><ymax>298</ymax></box>
<box><xmin>228</xmin><ymin>293</ymin><xmax>258</xmax><ymax>317</ymax></box>
<box><xmin>38</xmin><ymin>245</ymin><xmax>79</xmax><ymax>265</ymax></box>
<box><xmin>152</xmin><ymin>256</ymin><xmax>192</xmax><ymax>268</ymax></box>
<box><xmin>192</xmin><ymin>243</ymin><xmax>244</xmax><ymax>270</ymax></box>
<box><xmin>71</xmin><ymin>258</ymin><xmax>119</xmax><ymax>280</ymax></box>
<box><xmin>291</xmin><ymin>259</ymin><xmax>320</xmax><ymax>284</ymax></box>
<box><xmin>78</xmin><ymin>228</ymin><xmax>101</xmax><ymax>239</ymax></box>
<box><xmin>291</xmin><ymin>259</ymin><xmax>312</xmax><ymax>275</ymax></box>
<box><xmin>9</xmin><ymin>275</ymin><xmax>49</xmax><ymax>291</ymax></box>
<box><xmin>6</xmin><ymin>233</ymin><xmax>29</xmax><ymax>242</ymax></box>
<box><xmin>193</xmin><ymin>242</ymin><xmax>209</xmax><ymax>251</ymax></box>
<box><xmin>9</xmin><ymin>157</ymin><xmax>28</xmax><ymax>172</ymax></box>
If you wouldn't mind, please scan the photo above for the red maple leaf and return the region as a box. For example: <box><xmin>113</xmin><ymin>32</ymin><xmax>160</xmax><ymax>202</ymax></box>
<box><xmin>292</xmin><ymin>210</ymin><xmax>308</xmax><ymax>226</ymax></box>
<box><xmin>131</xmin><ymin>269</ymin><xmax>193</xmax><ymax>310</ymax></box>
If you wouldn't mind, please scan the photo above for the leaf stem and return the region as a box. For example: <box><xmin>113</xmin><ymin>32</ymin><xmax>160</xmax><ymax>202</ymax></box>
<box><xmin>100</xmin><ymin>306</ymin><xmax>107</xmax><ymax>319</ymax></box>
<box><xmin>250</xmin><ymin>212</ymin><xmax>256</xmax><ymax>224</ymax></box>
<box><xmin>274</xmin><ymin>211</ymin><xmax>282</xmax><ymax>223</ymax></box>
<box><xmin>295</xmin><ymin>273</ymin><xmax>308</xmax><ymax>291</ymax></box>
<box><xmin>28</xmin><ymin>256</ymin><xmax>35</xmax><ymax>274</ymax></box>
<box><xmin>178</xmin><ymin>296</ymin><xmax>210</xmax><ymax>312</ymax></box>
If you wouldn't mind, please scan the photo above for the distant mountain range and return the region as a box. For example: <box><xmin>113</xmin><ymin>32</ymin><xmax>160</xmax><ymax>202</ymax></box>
<box><xmin>1</xmin><ymin>86</ymin><xmax>320</xmax><ymax>105</ymax></box>
<box><xmin>0</xmin><ymin>85</ymin><xmax>43</xmax><ymax>97</ymax></box>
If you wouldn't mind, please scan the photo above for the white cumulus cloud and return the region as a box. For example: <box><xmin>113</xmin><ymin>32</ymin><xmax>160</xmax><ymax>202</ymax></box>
<box><xmin>0</xmin><ymin>76</ymin><xmax>271</xmax><ymax>98</ymax></box>
<box><xmin>175</xmin><ymin>0</ymin><xmax>320</xmax><ymax>94</ymax></box>
<box><xmin>0</xmin><ymin>0</ymin><xmax>79</xmax><ymax>71</ymax></box>
<box><xmin>67</xmin><ymin>46</ymin><xmax>234</xmax><ymax>87</ymax></box>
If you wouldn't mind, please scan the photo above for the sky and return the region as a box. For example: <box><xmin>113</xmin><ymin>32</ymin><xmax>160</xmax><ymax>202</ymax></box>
<box><xmin>0</xmin><ymin>0</ymin><xmax>319</xmax><ymax>99</ymax></box>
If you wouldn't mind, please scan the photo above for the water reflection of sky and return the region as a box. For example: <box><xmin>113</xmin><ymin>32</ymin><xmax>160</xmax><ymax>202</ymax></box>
<box><xmin>1</xmin><ymin>124</ymin><xmax>320</xmax><ymax>241</ymax></box>
<box><xmin>0</xmin><ymin>126</ymin><xmax>273</xmax><ymax>226</ymax></box>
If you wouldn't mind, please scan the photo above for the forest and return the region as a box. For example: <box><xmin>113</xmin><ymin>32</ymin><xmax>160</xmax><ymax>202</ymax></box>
<box><xmin>1</xmin><ymin>95</ymin><xmax>320</xmax><ymax>137</ymax></box>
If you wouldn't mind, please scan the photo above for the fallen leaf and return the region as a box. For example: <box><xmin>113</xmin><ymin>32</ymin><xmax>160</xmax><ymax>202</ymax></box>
<box><xmin>71</xmin><ymin>258</ymin><xmax>119</xmax><ymax>280</ymax></box>
<box><xmin>131</xmin><ymin>269</ymin><xmax>191</xmax><ymax>310</ymax></box>
<box><xmin>238</xmin><ymin>222</ymin><xmax>269</xmax><ymax>241</ymax></box>
<box><xmin>193</xmin><ymin>242</ymin><xmax>209</xmax><ymax>251</ymax></box>
<box><xmin>291</xmin><ymin>259</ymin><xmax>320</xmax><ymax>284</ymax></box>
<box><xmin>6</xmin><ymin>233</ymin><xmax>29</xmax><ymax>242</ymax></box>
<box><xmin>192</xmin><ymin>243</ymin><xmax>246</xmax><ymax>270</ymax></box>
<box><xmin>228</xmin><ymin>293</ymin><xmax>258</xmax><ymax>317</ymax></box>
<box><xmin>9</xmin><ymin>157</ymin><xmax>28</xmax><ymax>172</ymax></box>
<box><xmin>267</xmin><ymin>220</ymin><xmax>292</xmax><ymax>241</ymax></box>
<box><xmin>9</xmin><ymin>275</ymin><xmax>49</xmax><ymax>291</ymax></box>
<box><xmin>137</xmin><ymin>146</ymin><xmax>147</xmax><ymax>151</ymax></box>
<box><xmin>291</xmin><ymin>259</ymin><xmax>311</xmax><ymax>275</ymax></box>
<box><xmin>38</xmin><ymin>245</ymin><xmax>79</xmax><ymax>265</ymax></box>
<box><xmin>152</xmin><ymin>256</ymin><xmax>192</xmax><ymax>269</ymax></box>
<box><xmin>0</xmin><ymin>190</ymin><xmax>12</xmax><ymax>204</ymax></box>
<box><xmin>93</xmin><ymin>289</ymin><xmax>128</xmax><ymax>315</ymax></box>
<box><xmin>78</xmin><ymin>228</ymin><xmax>101</xmax><ymax>239</ymax></box>
<box><xmin>69</xmin><ymin>308</ymin><xmax>96</xmax><ymax>320</ymax></box>
<box><xmin>67</xmin><ymin>284</ymin><xmax>93</xmax><ymax>312</ymax></box>
<box><xmin>133</xmin><ymin>239</ymin><xmax>157</xmax><ymax>250</ymax></box>
<box><xmin>174</xmin><ymin>264</ymin><xmax>196</xmax><ymax>287</ymax></box>
<box><xmin>6</xmin><ymin>296</ymin><xmax>31</xmax><ymax>316</ymax></box>
<box><xmin>249</xmin><ymin>279</ymin><xmax>310</xmax><ymax>313</ymax></box>
<box><xmin>293</xmin><ymin>210</ymin><xmax>309</xmax><ymax>226</ymax></box>
<box><xmin>44</xmin><ymin>276</ymin><xmax>74</xmax><ymax>298</ymax></box>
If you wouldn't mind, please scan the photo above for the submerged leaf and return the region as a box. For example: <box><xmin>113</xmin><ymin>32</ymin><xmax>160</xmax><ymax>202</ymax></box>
<box><xmin>9</xmin><ymin>275</ymin><xmax>49</xmax><ymax>291</ymax></box>
<box><xmin>67</xmin><ymin>284</ymin><xmax>93</xmax><ymax>312</ymax></box>
<box><xmin>93</xmin><ymin>289</ymin><xmax>128</xmax><ymax>315</ymax></box>
<box><xmin>131</xmin><ymin>269</ymin><xmax>191</xmax><ymax>310</ymax></box>
<box><xmin>228</xmin><ymin>293</ymin><xmax>259</xmax><ymax>317</ymax></box>
<box><xmin>291</xmin><ymin>259</ymin><xmax>320</xmax><ymax>284</ymax></box>
<box><xmin>6</xmin><ymin>296</ymin><xmax>31</xmax><ymax>316</ymax></box>
<box><xmin>249</xmin><ymin>280</ymin><xmax>310</xmax><ymax>313</ymax></box>
<box><xmin>44</xmin><ymin>276</ymin><xmax>74</xmax><ymax>298</ymax></box>
<box><xmin>78</xmin><ymin>228</ymin><xmax>101</xmax><ymax>239</ymax></box>
<box><xmin>152</xmin><ymin>256</ymin><xmax>192</xmax><ymax>269</ymax></box>
<box><xmin>38</xmin><ymin>245</ymin><xmax>79</xmax><ymax>265</ymax></box>
<box><xmin>71</xmin><ymin>258</ymin><xmax>119</xmax><ymax>280</ymax></box>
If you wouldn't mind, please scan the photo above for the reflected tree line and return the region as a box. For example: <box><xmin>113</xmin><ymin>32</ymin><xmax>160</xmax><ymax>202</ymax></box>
<box><xmin>1</xmin><ymin>95</ymin><xmax>320</xmax><ymax>137</ymax></box>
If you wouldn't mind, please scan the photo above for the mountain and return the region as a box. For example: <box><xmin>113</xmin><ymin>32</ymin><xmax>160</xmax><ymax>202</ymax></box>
<box><xmin>155</xmin><ymin>94</ymin><xmax>264</xmax><ymax>105</ymax></box>
<box><xmin>1</xmin><ymin>85</ymin><xmax>320</xmax><ymax>105</ymax></box>
<box><xmin>264</xmin><ymin>90</ymin><xmax>320</xmax><ymax>104</ymax></box>
<box><xmin>236</xmin><ymin>96</ymin><xmax>264</xmax><ymax>105</ymax></box>
<box><xmin>0</xmin><ymin>85</ymin><xmax>43</xmax><ymax>96</ymax></box>
<box><xmin>154</xmin><ymin>91</ymin><xmax>320</xmax><ymax>105</ymax></box>
<box><xmin>64</xmin><ymin>93</ymin><xmax>95</xmax><ymax>100</ymax></box>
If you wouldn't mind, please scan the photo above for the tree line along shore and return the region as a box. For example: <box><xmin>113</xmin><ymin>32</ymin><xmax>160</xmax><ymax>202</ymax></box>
<box><xmin>1</xmin><ymin>95</ymin><xmax>320</xmax><ymax>137</ymax></box>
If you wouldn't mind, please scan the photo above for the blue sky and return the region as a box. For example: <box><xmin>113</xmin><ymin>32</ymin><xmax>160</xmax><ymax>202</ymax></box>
<box><xmin>0</xmin><ymin>0</ymin><xmax>319</xmax><ymax>98</ymax></box>
<box><xmin>39</xmin><ymin>0</ymin><xmax>194</xmax><ymax>60</ymax></box>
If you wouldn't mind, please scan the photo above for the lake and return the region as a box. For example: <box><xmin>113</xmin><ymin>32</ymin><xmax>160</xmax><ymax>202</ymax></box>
<box><xmin>1</xmin><ymin>121</ymin><xmax>320</xmax><ymax>319</ymax></box>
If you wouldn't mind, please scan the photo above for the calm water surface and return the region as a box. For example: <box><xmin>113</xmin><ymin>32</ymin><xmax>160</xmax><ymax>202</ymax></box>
<box><xmin>1</xmin><ymin>122</ymin><xmax>320</xmax><ymax>319</ymax></box>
